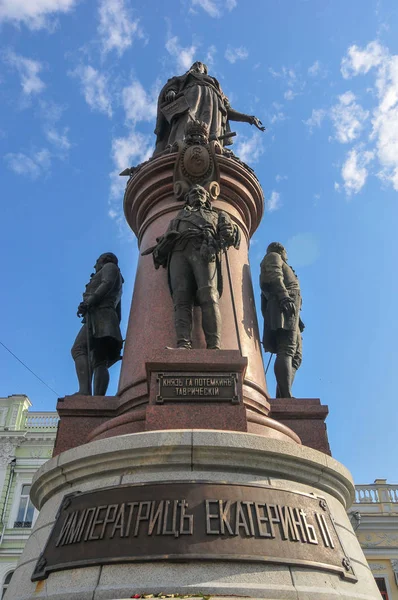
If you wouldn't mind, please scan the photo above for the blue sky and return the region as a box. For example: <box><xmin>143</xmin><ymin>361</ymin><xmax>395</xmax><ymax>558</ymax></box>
<box><xmin>1</xmin><ymin>0</ymin><xmax>397</xmax><ymax>484</ymax></box>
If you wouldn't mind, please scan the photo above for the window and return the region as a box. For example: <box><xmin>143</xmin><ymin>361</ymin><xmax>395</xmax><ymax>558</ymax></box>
<box><xmin>14</xmin><ymin>484</ymin><xmax>34</xmax><ymax>528</ymax></box>
<box><xmin>2</xmin><ymin>571</ymin><xmax>14</xmax><ymax>598</ymax></box>
<box><xmin>375</xmin><ymin>577</ymin><xmax>389</xmax><ymax>600</ymax></box>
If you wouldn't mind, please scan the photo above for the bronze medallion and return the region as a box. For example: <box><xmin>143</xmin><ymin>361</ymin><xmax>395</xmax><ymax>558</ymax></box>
<box><xmin>182</xmin><ymin>145</ymin><xmax>212</xmax><ymax>179</ymax></box>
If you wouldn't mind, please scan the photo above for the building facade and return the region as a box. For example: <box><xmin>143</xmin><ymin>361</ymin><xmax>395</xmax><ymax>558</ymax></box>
<box><xmin>350</xmin><ymin>479</ymin><xmax>398</xmax><ymax>600</ymax></box>
<box><xmin>0</xmin><ymin>395</ymin><xmax>58</xmax><ymax>597</ymax></box>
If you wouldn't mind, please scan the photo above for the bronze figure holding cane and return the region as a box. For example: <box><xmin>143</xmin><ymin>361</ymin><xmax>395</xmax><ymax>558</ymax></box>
<box><xmin>260</xmin><ymin>242</ymin><xmax>304</xmax><ymax>398</ymax></box>
<box><xmin>142</xmin><ymin>185</ymin><xmax>240</xmax><ymax>350</ymax></box>
<box><xmin>71</xmin><ymin>253</ymin><xmax>124</xmax><ymax>396</ymax></box>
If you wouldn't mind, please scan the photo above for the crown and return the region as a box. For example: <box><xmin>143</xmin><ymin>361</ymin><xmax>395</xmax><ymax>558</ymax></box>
<box><xmin>185</xmin><ymin>120</ymin><xmax>209</xmax><ymax>138</ymax></box>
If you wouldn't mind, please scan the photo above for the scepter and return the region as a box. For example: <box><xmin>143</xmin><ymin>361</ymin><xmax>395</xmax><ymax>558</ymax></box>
<box><xmin>218</xmin><ymin>213</ymin><xmax>242</xmax><ymax>356</ymax></box>
<box><xmin>223</xmin><ymin>247</ymin><xmax>242</xmax><ymax>356</ymax></box>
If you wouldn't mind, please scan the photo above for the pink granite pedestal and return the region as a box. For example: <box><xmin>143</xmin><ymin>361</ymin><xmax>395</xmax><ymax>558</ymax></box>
<box><xmin>52</xmin><ymin>154</ymin><xmax>330</xmax><ymax>457</ymax></box>
<box><xmin>270</xmin><ymin>397</ymin><xmax>331</xmax><ymax>455</ymax></box>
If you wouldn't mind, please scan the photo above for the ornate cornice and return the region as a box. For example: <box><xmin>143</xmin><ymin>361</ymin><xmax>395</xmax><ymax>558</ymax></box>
<box><xmin>0</xmin><ymin>436</ymin><xmax>26</xmax><ymax>465</ymax></box>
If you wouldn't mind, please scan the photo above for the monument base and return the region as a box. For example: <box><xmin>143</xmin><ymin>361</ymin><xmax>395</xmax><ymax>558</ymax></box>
<box><xmin>53</xmin><ymin>351</ymin><xmax>304</xmax><ymax>456</ymax></box>
<box><xmin>7</xmin><ymin>430</ymin><xmax>380</xmax><ymax>600</ymax></box>
<box><xmin>270</xmin><ymin>398</ymin><xmax>331</xmax><ymax>455</ymax></box>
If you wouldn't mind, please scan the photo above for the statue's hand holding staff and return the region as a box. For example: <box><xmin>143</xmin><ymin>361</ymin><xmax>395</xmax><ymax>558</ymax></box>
<box><xmin>77</xmin><ymin>302</ymin><xmax>88</xmax><ymax>318</ymax></box>
<box><xmin>77</xmin><ymin>294</ymin><xmax>96</xmax><ymax>319</ymax></box>
<box><xmin>219</xmin><ymin>221</ymin><xmax>234</xmax><ymax>245</ymax></box>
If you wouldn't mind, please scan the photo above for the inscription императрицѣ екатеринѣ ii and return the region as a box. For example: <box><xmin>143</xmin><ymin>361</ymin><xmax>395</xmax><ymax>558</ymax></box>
<box><xmin>32</xmin><ymin>481</ymin><xmax>356</xmax><ymax>582</ymax></box>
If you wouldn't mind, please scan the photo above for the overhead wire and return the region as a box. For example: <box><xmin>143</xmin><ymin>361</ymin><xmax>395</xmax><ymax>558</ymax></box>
<box><xmin>0</xmin><ymin>340</ymin><xmax>60</xmax><ymax>397</ymax></box>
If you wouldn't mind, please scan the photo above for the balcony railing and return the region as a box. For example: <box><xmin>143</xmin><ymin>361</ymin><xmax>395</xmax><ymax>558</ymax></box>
<box><xmin>13</xmin><ymin>521</ymin><xmax>32</xmax><ymax>528</ymax></box>
<box><xmin>355</xmin><ymin>481</ymin><xmax>398</xmax><ymax>504</ymax></box>
<box><xmin>24</xmin><ymin>413</ymin><xmax>59</xmax><ymax>430</ymax></box>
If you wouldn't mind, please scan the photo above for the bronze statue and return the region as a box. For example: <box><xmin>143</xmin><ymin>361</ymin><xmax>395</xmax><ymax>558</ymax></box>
<box><xmin>71</xmin><ymin>253</ymin><xmax>123</xmax><ymax>396</ymax></box>
<box><xmin>260</xmin><ymin>242</ymin><xmax>304</xmax><ymax>398</ymax></box>
<box><xmin>143</xmin><ymin>184</ymin><xmax>240</xmax><ymax>349</ymax></box>
<box><xmin>154</xmin><ymin>61</ymin><xmax>265</xmax><ymax>156</ymax></box>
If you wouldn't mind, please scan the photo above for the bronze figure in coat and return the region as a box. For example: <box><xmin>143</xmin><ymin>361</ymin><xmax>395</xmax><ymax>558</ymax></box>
<box><xmin>71</xmin><ymin>253</ymin><xmax>123</xmax><ymax>396</ymax></box>
<box><xmin>143</xmin><ymin>185</ymin><xmax>240</xmax><ymax>349</ymax></box>
<box><xmin>260</xmin><ymin>242</ymin><xmax>304</xmax><ymax>398</ymax></box>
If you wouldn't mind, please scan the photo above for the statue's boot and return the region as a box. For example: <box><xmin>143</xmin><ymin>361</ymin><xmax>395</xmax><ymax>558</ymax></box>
<box><xmin>198</xmin><ymin>286</ymin><xmax>221</xmax><ymax>350</ymax></box>
<box><xmin>93</xmin><ymin>364</ymin><xmax>110</xmax><ymax>396</ymax></box>
<box><xmin>173</xmin><ymin>291</ymin><xmax>193</xmax><ymax>349</ymax></box>
<box><xmin>73</xmin><ymin>355</ymin><xmax>92</xmax><ymax>395</ymax></box>
<box><xmin>276</xmin><ymin>360</ymin><xmax>299</xmax><ymax>397</ymax></box>
<box><xmin>274</xmin><ymin>353</ymin><xmax>293</xmax><ymax>398</ymax></box>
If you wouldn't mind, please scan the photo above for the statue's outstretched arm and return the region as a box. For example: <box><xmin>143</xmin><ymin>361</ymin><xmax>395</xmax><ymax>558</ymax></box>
<box><xmin>227</xmin><ymin>108</ymin><xmax>265</xmax><ymax>131</ymax></box>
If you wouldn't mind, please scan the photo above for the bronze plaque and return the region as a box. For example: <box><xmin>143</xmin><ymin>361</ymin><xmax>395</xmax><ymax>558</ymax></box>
<box><xmin>156</xmin><ymin>373</ymin><xmax>239</xmax><ymax>403</ymax></box>
<box><xmin>32</xmin><ymin>481</ymin><xmax>356</xmax><ymax>582</ymax></box>
<box><xmin>161</xmin><ymin>95</ymin><xmax>190</xmax><ymax>123</ymax></box>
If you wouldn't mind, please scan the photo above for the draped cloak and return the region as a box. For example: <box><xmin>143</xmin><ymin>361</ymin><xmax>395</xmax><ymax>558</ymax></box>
<box><xmin>154</xmin><ymin>71</ymin><xmax>233</xmax><ymax>155</ymax></box>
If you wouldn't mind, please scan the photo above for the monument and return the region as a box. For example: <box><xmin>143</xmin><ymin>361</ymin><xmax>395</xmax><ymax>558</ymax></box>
<box><xmin>5</xmin><ymin>63</ymin><xmax>381</xmax><ymax>600</ymax></box>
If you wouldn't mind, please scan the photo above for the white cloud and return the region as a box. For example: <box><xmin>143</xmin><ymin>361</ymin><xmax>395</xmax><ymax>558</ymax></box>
<box><xmin>224</xmin><ymin>46</ymin><xmax>248</xmax><ymax>64</ymax></box>
<box><xmin>340</xmin><ymin>148</ymin><xmax>374</xmax><ymax>195</ymax></box>
<box><xmin>341</xmin><ymin>41</ymin><xmax>385</xmax><ymax>79</ymax></box>
<box><xmin>234</xmin><ymin>133</ymin><xmax>263</xmax><ymax>164</ymax></box>
<box><xmin>107</xmin><ymin>73</ymin><xmax>160</xmax><ymax>231</ymax></box>
<box><xmin>308</xmin><ymin>60</ymin><xmax>322</xmax><ymax>77</ymax></box>
<box><xmin>269</xmin><ymin>66</ymin><xmax>297</xmax><ymax>85</ymax></box>
<box><xmin>45</xmin><ymin>127</ymin><xmax>71</xmax><ymax>151</ymax></box>
<box><xmin>303</xmin><ymin>108</ymin><xmax>326</xmax><ymax>132</ymax></box>
<box><xmin>370</xmin><ymin>54</ymin><xmax>398</xmax><ymax>188</ymax></box>
<box><xmin>5</xmin><ymin>148</ymin><xmax>51</xmax><ymax>178</ymax></box>
<box><xmin>4</xmin><ymin>51</ymin><xmax>45</xmax><ymax>96</ymax></box>
<box><xmin>268</xmin><ymin>67</ymin><xmax>296</xmax><ymax>81</ymax></box>
<box><xmin>38</xmin><ymin>99</ymin><xmax>65</xmax><ymax>122</ymax></box>
<box><xmin>70</xmin><ymin>65</ymin><xmax>113</xmax><ymax>117</ymax></box>
<box><xmin>275</xmin><ymin>174</ymin><xmax>287</xmax><ymax>182</ymax></box>
<box><xmin>35</xmin><ymin>101</ymin><xmax>71</xmax><ymax>158</ymax></box>
<box><xmin>266</xmin><ymin>191</ymin><xmax>281</xmax><ymax>212</ymax></box>
<box><xmin>122</xmin><ymin>79</ymin><xmax>157</xmax><ymax>123</ymax></box>
<box><xmin>270</xmin><ymin>111</ymin><xmax>286</xmax><ymax>125</ymax></box>
<box><xmin>284</xmin><ymin>89</ymin><xmax>297</xmax><ymax>101</ymax></box>
<box><xmin>190</xmin><ymin>0</ymin><xmax>236</xmax><ymax>18</ymax></box>
<box><xmin>111</xmin><ymin>131</ymin><xmax>153</xmax><ymax>175</ymax></box>
<box><xmin>109</xmin><ymin>130</ymin><xmax>153</xmax><ymax>229</ymax></box>
<box><xmin>330</xmin><ymin>91</ymin><xmax>368</xmax><ymax>143</ymax></box>
<box><xmin>0</xmin><ymin>0</ymin><xmax>77</xmax><ymax>29</ymax></box>
<box><xmin>372</xmin><ymin>104</ymin><xmax>398</xmax><ymax>189</ymax></box>
<box><xmin>165</xmin><ymin>36</ymin><xmax>197</xmax><ymax>72</ymax></box>
<box><xmin>205</xmin><ymin>45</ymin><xmax>217</xmax><ymax>67</ymax></box>
<box><xmin>97</xmin><ymin>0</ymin><xmax>145</xmax><ymax>57</ymax></box>
<box><xmin>269</xmin><ymin>65</ymin><xmax>304</xmax><ymax>100</ymax></box>
<box><xmin>340</xmin><ymin>40</ymin><xmax>398</xmax><ymax>190</ymax></box>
